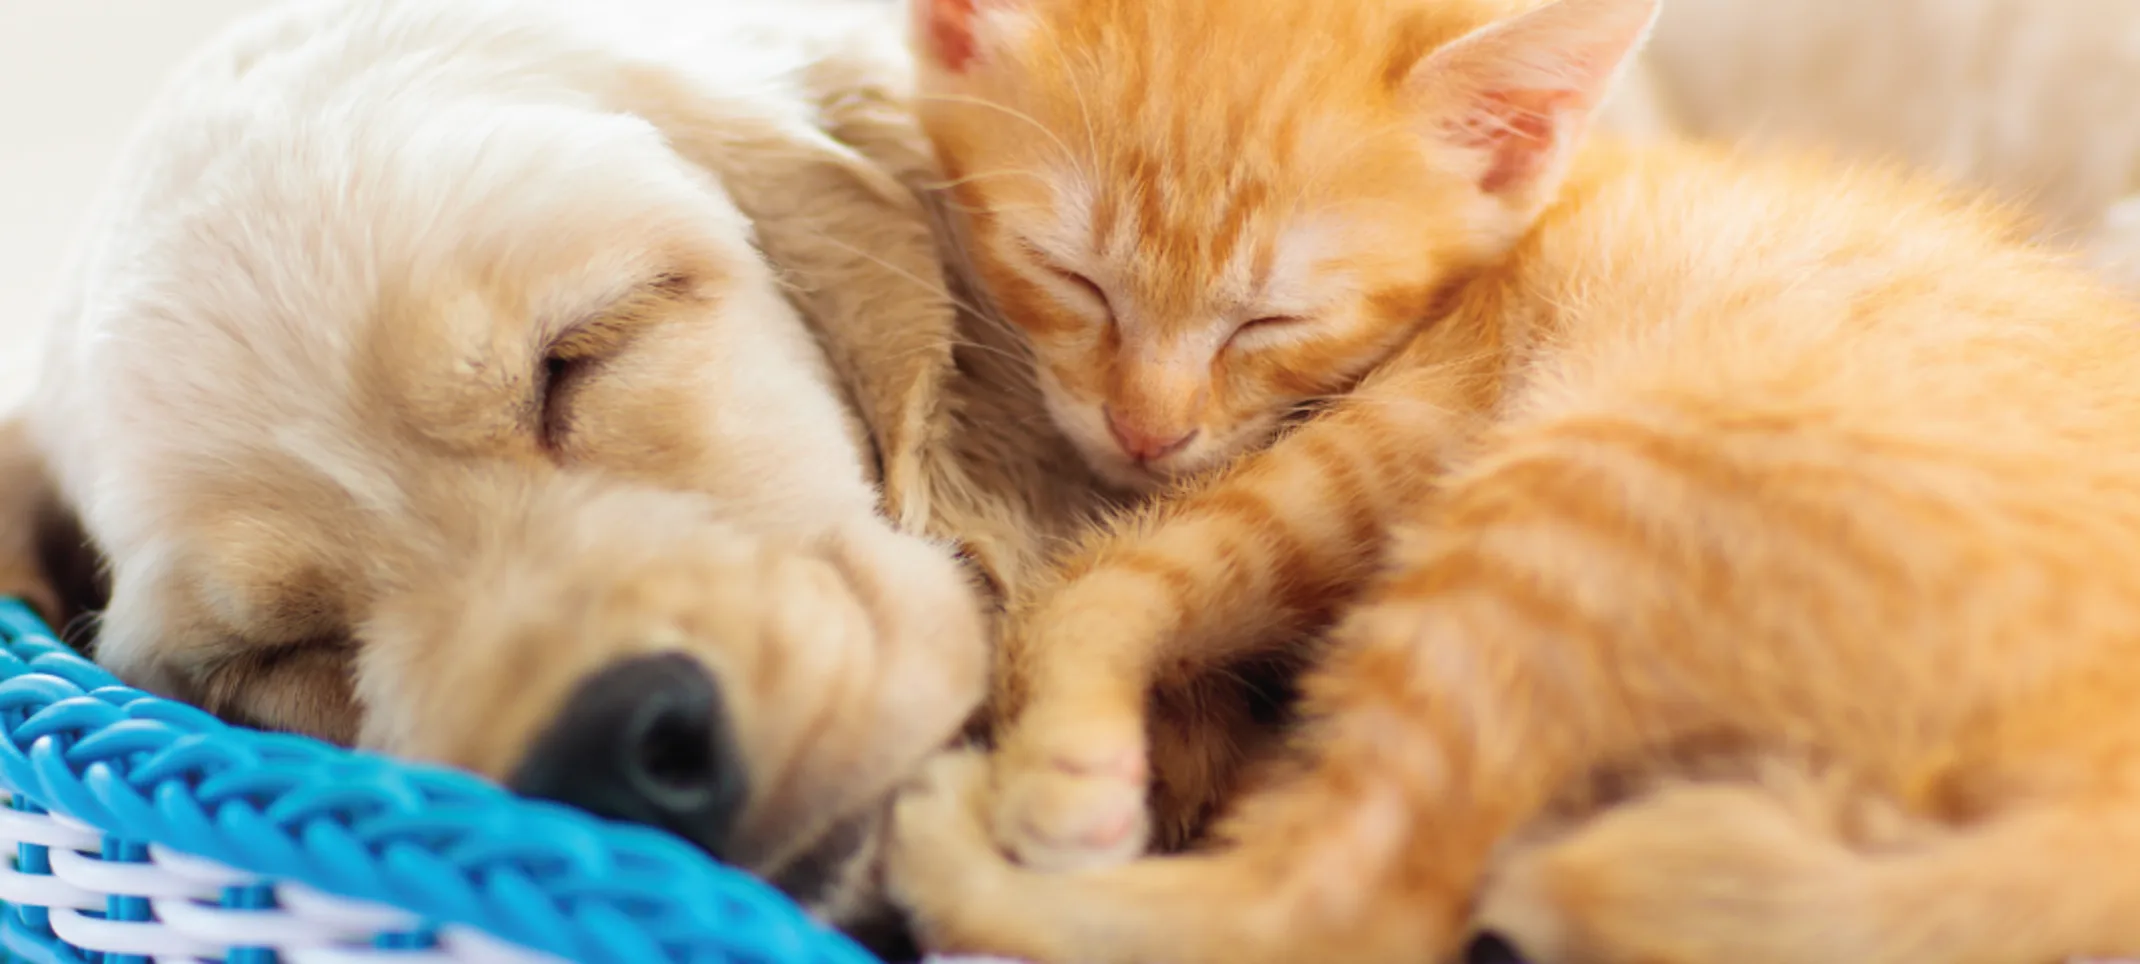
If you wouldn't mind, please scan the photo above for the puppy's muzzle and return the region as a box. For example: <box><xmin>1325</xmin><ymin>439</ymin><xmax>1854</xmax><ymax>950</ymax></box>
<box><xmin>507</xmin><ymin>652</ymin><xmax>749</xmax><ymax>860</ymax></box>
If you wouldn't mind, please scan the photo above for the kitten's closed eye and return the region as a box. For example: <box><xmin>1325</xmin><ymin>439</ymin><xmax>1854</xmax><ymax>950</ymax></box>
<box><xmin>1050</xmin><ymin>267</ymin><xmax>1112</xmax><ymax>315</ymax></box>
<box><xmin>1228</xmin><ymin>314</ymin><xmax>1310</xmax><ymax>349</ymax></box>
<box><xmin>1019</xmin><ymin>238</ymin><xmax>1114</xmax><ymax>319</ymax></box>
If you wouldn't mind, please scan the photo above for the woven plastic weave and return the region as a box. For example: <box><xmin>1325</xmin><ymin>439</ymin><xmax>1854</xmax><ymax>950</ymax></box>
<box><xmin>0</xmin><ymin>597</ymin><xmax>880</xmax><ymax>964</ymax></box>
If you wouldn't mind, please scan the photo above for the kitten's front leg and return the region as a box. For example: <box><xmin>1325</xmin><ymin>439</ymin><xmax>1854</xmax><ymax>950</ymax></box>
<box><xmin>890</xmin><ymin>520</ymin><xmax>1599</xmax><ymax>964</ymax></box>
<box><xmin>986</xmin><ymin>336</ymin><xmax>1499</xmax><ymax>872</ymax></box>
<box><xmin>892</xmin><ymin>586</ymin><xmax>1547</xmax><ymax>964</ymax></box>
<box><xmin>890</xmin><ymin>746</ymin><xmax>1465</xmax><ymax>964</ymax></box>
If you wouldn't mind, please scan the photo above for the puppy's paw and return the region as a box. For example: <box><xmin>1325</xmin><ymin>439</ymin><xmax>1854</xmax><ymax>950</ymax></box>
<box><xmin>886</xmin><ymin>749</ymin><xmax>1018</xmax><ymax>946</ymax></box>
<box><xmin>989</xmin><ymin>712</ymin><xmax>1151</xmax><ymax>872</ymax></box>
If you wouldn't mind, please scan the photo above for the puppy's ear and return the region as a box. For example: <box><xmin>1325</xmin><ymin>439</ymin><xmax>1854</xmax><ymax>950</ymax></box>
<box><xmin>0</xmin><ymin>416</ymin><xmax>106</xmax><ymax>634</ymax></box>
<box><xmin>612</xmin><ymin>46</ymin><xmax>962</xmax><ymax>535</ymax></box>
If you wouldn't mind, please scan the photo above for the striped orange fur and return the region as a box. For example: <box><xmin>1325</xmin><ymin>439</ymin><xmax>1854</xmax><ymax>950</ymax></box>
<box><xmin>912</xmin><ymin>0</ymin><xmax>1654</xmax><ymax>869</ymax></box>
<box><xmin>910</xmin><ymin>0</ymin><xmax>1551</xmax><ymax>493</ymax></box>
<box><xmin>890</xmin><ymin>0</ymin><xmax>2140</xmax><ymax>962</ymax></box>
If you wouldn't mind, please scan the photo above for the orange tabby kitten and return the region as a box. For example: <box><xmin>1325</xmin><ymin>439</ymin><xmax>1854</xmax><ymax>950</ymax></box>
<box><xmin>915</xmin><ymin>0</ymin><xmax>1595</xmax><ymax>869</ymax></box>
<box><xmin>886</xmin><ymin>0</ymin><xmax>2140</xmax><ymax>962</ymax></box>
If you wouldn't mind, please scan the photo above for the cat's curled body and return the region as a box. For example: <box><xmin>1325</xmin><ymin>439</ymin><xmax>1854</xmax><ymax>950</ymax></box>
<box><xmin>885</xmin><ymin>0</ymin><xmax>2140</xmax><ymax>961</ymax></box>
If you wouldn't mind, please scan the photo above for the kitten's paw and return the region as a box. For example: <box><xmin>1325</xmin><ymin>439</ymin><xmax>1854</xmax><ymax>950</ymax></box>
<box><xmin>990</xmin><ymin>717</ymin><xmax>1151</xmax><ymax>872</ymax></box>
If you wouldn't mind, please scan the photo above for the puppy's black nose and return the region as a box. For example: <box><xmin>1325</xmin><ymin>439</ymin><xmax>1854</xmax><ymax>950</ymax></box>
<box><xmin>508</xmin><ymin>652</ymin><xmax>748</xmax><ymax>859</ymax></box>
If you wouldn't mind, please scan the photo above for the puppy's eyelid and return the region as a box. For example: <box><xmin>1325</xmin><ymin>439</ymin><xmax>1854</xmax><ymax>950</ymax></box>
<box><xmin>537</xmin><ymin>355</ymin><xmax>574</xmax><ymax>451</ymax></box>
<box><xmin>534</xmin><ymin>270</ymin><xmax>701</xmax><ymax>452</ymax></box>
<box><xmin>533</xmin><ymin>325</ymin><xmax>609</xmax><ymax>454</ymax></box>
<box><xmin>546</xmin><ymin>314</ymin><xmax>631</xmax><ymax>360</ymax></box>
<box><xmin>550</xmin><ymin>270</ymin><xmax>701</xmax><ymax>352</ymax></box>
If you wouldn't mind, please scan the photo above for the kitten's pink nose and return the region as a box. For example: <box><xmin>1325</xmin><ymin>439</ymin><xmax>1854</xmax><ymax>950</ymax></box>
<box><xmin>1106</xmin><ymin>407</ymin><xmax>1198</xmax><ymax>463</ymax></box>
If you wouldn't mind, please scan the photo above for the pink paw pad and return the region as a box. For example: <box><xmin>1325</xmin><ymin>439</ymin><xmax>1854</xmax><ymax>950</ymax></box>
<box><xmin>1048</xmin><ymin>746</ymin><xmax>1147</xmax><ymax>782</ymax></box>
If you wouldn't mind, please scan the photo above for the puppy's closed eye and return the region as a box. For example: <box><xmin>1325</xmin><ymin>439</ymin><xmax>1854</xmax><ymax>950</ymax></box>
<box><xmin>539</xmin><ymin>349</ymin><xmax>600</xmax><ymax>451</ymax></box>
<box><xmin>535</xmin><ymin>272</ymin><xmax>700</xmax><ymax>453</ymax></box>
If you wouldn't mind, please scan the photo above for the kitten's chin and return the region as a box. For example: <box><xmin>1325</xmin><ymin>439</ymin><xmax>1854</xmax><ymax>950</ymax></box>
<box><xmin>1092</xmin><ymin>458</ymin><xmax>1170</xmax><ymax>493</ymax></box>
<box><xmin>1071</xmin><ymin>429</ymin><xmax>1257</xmax><ymax>493</ymax></box>
<box><xmin>1054</xmin><ymin>405</ymin><xmax>1250</xmax><ymax>492</ymax></box>
<box><xmin>1072</xmin><ymin>442</ymin><xmax>1174</xmax><ymax>493</ymax></box>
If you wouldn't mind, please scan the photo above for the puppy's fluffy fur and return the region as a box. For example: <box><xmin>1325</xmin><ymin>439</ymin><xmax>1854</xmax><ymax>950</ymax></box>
<box><xmin>0</xmin><ymin>0</ymin><xmax>1101</xmax><ymax>932</ymax></box>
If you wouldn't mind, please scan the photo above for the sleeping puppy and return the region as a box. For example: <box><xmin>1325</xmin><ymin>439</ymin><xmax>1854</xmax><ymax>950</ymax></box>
<box><xmin>0</xmin><ymin>0</ymin><xmax>989</xmax><ymax>946</ymax></box>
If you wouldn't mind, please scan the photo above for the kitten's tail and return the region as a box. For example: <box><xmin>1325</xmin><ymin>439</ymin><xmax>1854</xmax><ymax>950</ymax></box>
<box><xmin>1473</xmin><ymin>764</ymin><xmax>2140</xmax><ymax>964</ymax></box>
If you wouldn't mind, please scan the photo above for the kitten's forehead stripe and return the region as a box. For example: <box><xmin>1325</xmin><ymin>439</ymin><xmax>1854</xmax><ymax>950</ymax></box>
<box><xmin>1095</xmin><ymin>147</ymin><xmax>1277</xmax><ymax>324</ymax></box>
<box><xmin>1054</xmin><ymin>0</ymin><xmax>1515</xmax><ymax>329</ymax></box>
<box><xmin>1090</xmin><ymin>168</ymin><xmax>1122</xmax><ymax>255</ymax></box>
<box><xmin>923</xmin><ymin>0</ymin><xmax>1539</xmax><ymax>489</ymax></box>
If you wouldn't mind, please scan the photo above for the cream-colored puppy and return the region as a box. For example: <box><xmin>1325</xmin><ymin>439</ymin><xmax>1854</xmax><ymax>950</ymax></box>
<box><xmin>0</xmin><ymin>0</ymin><xmax>1012</xmax><ymax>947</ymax></box>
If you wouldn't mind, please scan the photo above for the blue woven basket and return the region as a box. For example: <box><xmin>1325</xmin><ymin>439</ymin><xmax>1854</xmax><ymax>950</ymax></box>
<box><xmin>0</xmin><ymin>597</ymin><xmax>880</xmax><ymax>964</ymax></box>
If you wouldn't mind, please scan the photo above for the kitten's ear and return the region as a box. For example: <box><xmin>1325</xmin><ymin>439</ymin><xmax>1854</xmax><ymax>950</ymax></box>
<box><xmin>911</xmin><ymin>0</ymin><xmax>1029</xmax><ymax>74</ymax></box>
<box><xmin>1407</xmin><ymin>0</ymin><xmax>1659</xmax><ymax>208</ymax></box>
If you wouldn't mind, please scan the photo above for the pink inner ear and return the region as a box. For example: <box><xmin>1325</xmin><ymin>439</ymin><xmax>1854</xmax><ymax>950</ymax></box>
<box><xmin>926</xmin><ymin>0</ymin><xmax>982</xmax><ymax>72</ymax></box>
<box><xmin>1450</xmin><ymin>88</ymin><xmax>1581</xmax><ymax>194</ymax></box>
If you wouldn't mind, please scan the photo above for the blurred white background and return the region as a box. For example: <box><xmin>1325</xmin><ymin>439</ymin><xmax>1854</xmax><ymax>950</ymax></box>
<box><xmin>0</xmin><ymin>1</ymin><xmax>275</xmax><ymax>414</ymax></box>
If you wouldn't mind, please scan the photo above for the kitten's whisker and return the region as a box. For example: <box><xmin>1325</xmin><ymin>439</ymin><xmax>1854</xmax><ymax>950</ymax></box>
<box><xmin>880</xmin><ymin>334</ymin><xmax>1033</xmax><ymax>370</ymax></box>
<box><xmin>907</xmin><ymin>186</ymin><xmax>1056</xmax><ymax>218</ymax></box>
<box><xmin>924</xmin><ymin>168</ymin><xmax>1057</xmax><ymax>192</ymax></box>
<box><xmin>788</xmin><ymin>228</ymin><xmax>989</xmax><ymax>319</ymax></box>
<box><xmin>785</xmin><ymin>224</ymin><xmax>1042</xmax><ymax>369</ymax></box>
<box><xmin>1036</xmin><ymin>20</ymin><xmax>1103</xmax><ymax>175</ymax></box>
<box><xmin>913</xmin><ymin>93</ymin><xmax>1078</xmax><ymax>167</ymax></box>
<box><xmin>964</xmin><ymin>306</ymin><xmax>1033</xmax><ymax>345</ymax></box>
<box><xmin>950</xmin><ymin>337</ymin><xmax>1037</xmax><ymax>368</ymax></box>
